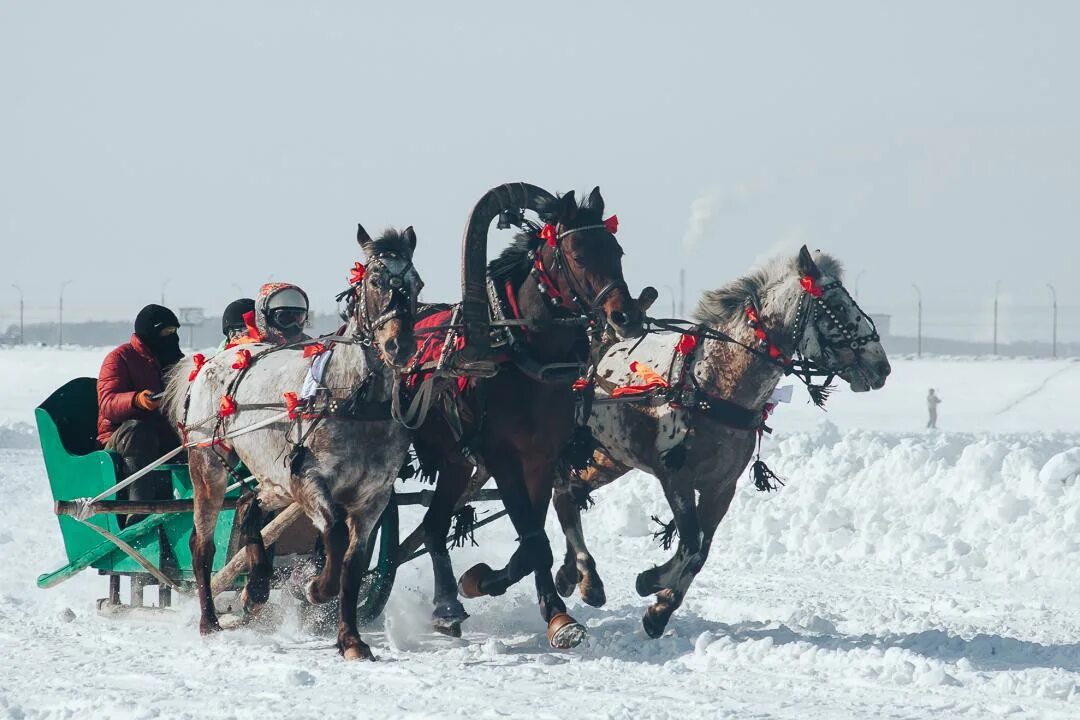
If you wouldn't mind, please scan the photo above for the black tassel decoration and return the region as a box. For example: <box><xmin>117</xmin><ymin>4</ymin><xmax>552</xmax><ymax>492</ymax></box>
<box><xmin>806</xmin><ymin>382</ymin><xmax>834</xmax><ymax>408</ymax></box>
<box><xmin>650</xmin><ymin>515</ymin><xmax>679</xmax><ymax>550</ymax></box>
<box><xmin>564</xmin><ymin>425</ymin><xmax>597</xmax><ymax>475</ymax></box>
<box><xmin>450</xmin><ymin>505</ymin><xmax>479</xmax><ymax>548</ymax></box>
<box><xmin>751</xmin><ymin>458</ymin><xmax>786</xmax><ymax>492</ymax></box>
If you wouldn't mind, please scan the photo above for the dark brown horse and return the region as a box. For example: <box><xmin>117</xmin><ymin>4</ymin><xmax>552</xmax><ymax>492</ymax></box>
<box><xmin>410</xmin><ymin>185</ymin><xmax>644</xmax><ymax>648</ymax></box>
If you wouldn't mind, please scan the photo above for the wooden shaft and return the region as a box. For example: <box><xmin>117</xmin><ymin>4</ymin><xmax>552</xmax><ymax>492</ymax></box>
<box><xmin>210</xmin><ymin>503</ymin><xmax>305</xmax><ymax>596</ymax></box>
<box><xmin>55</xmin><ymin>498</ymin><xmax>240</xmax><ymax>517</ymax></box>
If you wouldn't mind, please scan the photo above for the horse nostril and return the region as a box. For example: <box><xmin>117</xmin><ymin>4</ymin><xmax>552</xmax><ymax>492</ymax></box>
<box><xmin>610</xmin><ymin>310</ymin><xmax>628</xmax><ymax>327</ymax></box>
<box><xmin>383</xmin><ymin>337</ymin><xmax>399</xmax><ymax>357</ymax></box>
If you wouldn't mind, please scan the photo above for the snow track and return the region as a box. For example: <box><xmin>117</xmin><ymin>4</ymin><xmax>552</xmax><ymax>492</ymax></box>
<box><xmin>1</xmin><ymin>351</ymin><xmax>1079</xmax><ymax>718</ymax></box>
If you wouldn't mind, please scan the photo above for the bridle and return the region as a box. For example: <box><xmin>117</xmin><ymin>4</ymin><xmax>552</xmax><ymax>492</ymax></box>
<box><xmin>529</xmin><ymin>222</ymin><xmax>629</xmax><ymax>321</ymax></box>
<box><xmin>337</xmin><ymin>251</ymin><xmax>423</xmax><ymax>343</ymax></box>
<box><xmin>747</xmin><ymin>274</ymin><xmax>881</xmax><ymax>398</ymax></box>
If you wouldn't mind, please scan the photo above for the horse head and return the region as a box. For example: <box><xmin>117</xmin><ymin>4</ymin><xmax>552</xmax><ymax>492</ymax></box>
<box><xmin>534</xmin><ymin>187</ymin><xmax>644</xmax><ymax>339</ymax></box>
<box><xmin>349</xmin><ymin>224</ymin><xmax>423</xmax><ymax>369</ymax></box>
<box><xmin>793</xmin><ymin>246</ymin><xmax>891</xmax><ymax>392</ymax></box>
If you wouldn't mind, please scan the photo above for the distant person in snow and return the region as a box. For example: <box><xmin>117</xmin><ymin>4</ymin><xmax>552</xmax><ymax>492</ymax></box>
<box><xmin>253</xmin><ymin>282</ymin><xmax>311</xmax><ymax>346</ymax></box>
<box><xmin>927</xmin><ymin>388</ymin><xmax>942</xmax><ymax>429</ymax></box>
<box><xmin>219</xmin><ymin>297</ymin><xmax>257</xmax><ymax>350</ymax></box>
<box><xmin>96</xmin><ymin>304</ymin><xmax>184</xmax><ymax>523</ymax></box>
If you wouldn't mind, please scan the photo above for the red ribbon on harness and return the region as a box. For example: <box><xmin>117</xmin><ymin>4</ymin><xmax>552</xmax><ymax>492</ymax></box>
<box><xmin>800</xmin><ymin>275</ymin><xmax>823</xmax><ymax>298</ymax></box>
<box><xmin>231</xmin><ymin>348</ymin><xmax>252</xmax><ymax>370</ymax></box>
<box><xmin>604</xmin><ymin>215</ymin><xmax>619</xmax><ymax>233</ymax></box>
<box><xmin>283</xmin><ymin>391</ymin><xmax>300</xmax><ymax>420</ymax></box>
<box><xmin>243</xmin><ymin>310</ymin><xmax>262</xmax><ymax>342</ymax></box>
<box><xmin>188</xmin><ymin>353</ymin><xmax>206</xmax><ymax>382</ymax></box>
<box><xmin>349</xmin><ymin>261</ymin><xmax>366</xmax><ymax>285</ymax></box>
<box><xmin>540</xmin><ymin>224</ymin><xmax>558</xmax><ymax>247</ymax></box>
<box><xmin>219</xmin><ymin>394</ymin><xmax>237</xmax><ymax>417</ymax></box>
<box><xmin>303</xmin><ymin>342</ymin><xmax>328</xmax><ymax>358</ymax></box>
<box><xmin>676</xmin><ymin>333</ymin><xmax>698</xmax><ymax>356</ymax></box>
<box><xmin>611</xmin><ymin>361</ymin><xmax>670</xmax><ymax>398</ymax></box>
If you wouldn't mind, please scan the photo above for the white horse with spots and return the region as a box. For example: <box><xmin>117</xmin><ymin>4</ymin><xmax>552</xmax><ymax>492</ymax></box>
<box><xmin>553</xmin><ymin>246</ymin><xmax>892</xmax><ymax>637</ymax></box>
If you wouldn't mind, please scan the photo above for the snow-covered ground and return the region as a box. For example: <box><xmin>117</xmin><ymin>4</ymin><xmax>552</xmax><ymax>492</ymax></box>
<box><xmin>2</xmin><ymin>347</ymin><xmax>1079</xmax><ymax>719</ymax></box>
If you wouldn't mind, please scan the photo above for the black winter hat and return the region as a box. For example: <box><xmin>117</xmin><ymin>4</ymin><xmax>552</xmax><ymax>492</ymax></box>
<box><xmin>222</xmin><ymin>298</ymin><xmax>256</xmax><ymax>335</ymax></box>
<box><xmin>134</xmin><ymin>304</ymin><xmax>181</xmax><ymax>341</ymax></box>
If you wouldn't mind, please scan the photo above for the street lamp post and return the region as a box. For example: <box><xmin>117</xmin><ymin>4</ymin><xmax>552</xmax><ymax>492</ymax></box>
<box><xmin>161</xmin><ymin>277</ymin><xmax>172</xmax><ymax>306</ymax></box>
<box><xmin>854</xmin><ymin>270</ymin><xmax>866</xmax><ymax>301</ymax></box>
<box><xmin>993</xmin><ymin>280</ymin><xmax>1002</xmax><ymax>356</ymax></box>
<box><xmin>911</xmin><ymin>284</ymin><xmax>922</xmax><ymax>358</ymax></box>
<box><xmin>11</xmin><ymin>285</ymin><xmax>23</xmax><ymax>345</ymax></box>
<box><xmin>59</xmin><ymin>280</ymin><xmax>72</xmax><ymax>346</ymax></box>
<box><xmin>1047</xmin><ymin>283</ymin><xmax>1058</xmax><ymax>358</ymax></box>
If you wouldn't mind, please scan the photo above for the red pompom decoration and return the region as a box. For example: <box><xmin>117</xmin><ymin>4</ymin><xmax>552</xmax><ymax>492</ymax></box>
<box><xmin>800</xmin><ymin>275</ymin><xmax>823</xmax><ymax>298</ymax></box>
<box><xmin>283</xmin><ymin>391</ymin><xmax>300</xmax><ymax>420</ymax></box>
<box><xmin>219</xmin><ymin>395</ymin><xmax>237</xmax><ymax>417</ymax></box>
<box><xmin>349</xmin><ymin>261</ymin><xmax>366</xmax><ymax>285</ymax></box>
<box><xmin>188</xmin><ymin>353</ymin><xmax>206</xmax><ymax>382</ymax></box>
<box><xmin>231</xmin><ymin>349</ymin><xmax>252</xmax><ymax>370</ymax></box>
<box><xmin>539</xmin><ymin>224</ymin><xmax>558</xmax><ymax>247</ymax></box>
<box><xmin>675</xmin><ymin>333</ymin><xmax>698</xmax><ymax>356</ymax></box>
<box><xmin>603</xmin><ymin>215</ymin><xmax>619</xmax><ymax>234</ymax></box>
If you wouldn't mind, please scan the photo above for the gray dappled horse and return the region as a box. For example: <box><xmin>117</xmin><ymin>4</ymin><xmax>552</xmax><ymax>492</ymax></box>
<box><xmin>164</xmin><ymin>226</ymin><xmax>422</xmax><ymax>660</ymax></box>
<box><xmin>553</xmin><ymin>246</ymin><xmax>891</xmax><ymax>637</ymax></box>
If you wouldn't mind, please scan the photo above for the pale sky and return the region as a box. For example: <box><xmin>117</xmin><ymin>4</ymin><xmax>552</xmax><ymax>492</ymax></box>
<box><xmin>2</xmin><ymin>2</ymin><xmax>1078</xmax><ymax>342</ymax></box>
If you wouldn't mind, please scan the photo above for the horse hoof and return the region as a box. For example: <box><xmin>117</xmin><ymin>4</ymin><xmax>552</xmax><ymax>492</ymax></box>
<box><xmin>199</xmin><ymin>620</ymin><xmax>223</xmax><ymax>636</ymax></box>
<box><xmin>642</xmin><ymin>606</ymin><xmax>668</xmax><ymax>639</ymax></box>
<box><xmin>342</xmin><ymin>645</ymin><xmax>376</xmax><ymax>662</ymax></box>
<box><xmin>547</xmin><ymin>613</ymin><xmax>587</xmax><ymax>649</ymax></box>
<box><xmin>554</xmin><ymin>565</ymin><xmax>579</xmax><ymax>598</ymax></box>
<box><xmin>433</xmin><ymin>620</ymin><xmax>463</xmax><ymax>638</ymax></box>
<box><xmin>635</xmin><ymin>568</ymin><xmax>661</xmax><ymax>598</ymax></box>
<box><xmin>458</xmin><ymin>563</ymin><xmax>491</xmax><ymax>599</ymax></box>
<box><xmin>305</xmin><ymin>579</ymin><xmax>336</xmax><ymax>605</ymax></box>
<box><xmin>579</xmin><ymin>579</ymin><xmax>607</xmax><ymax>608</ymax></box>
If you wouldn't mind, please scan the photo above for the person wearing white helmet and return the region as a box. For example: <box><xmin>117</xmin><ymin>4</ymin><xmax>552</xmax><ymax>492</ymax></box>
<box><xmin>254</xmin><ymin>282</ymin><xmax>311</xmax><ymax>345</ymax></box>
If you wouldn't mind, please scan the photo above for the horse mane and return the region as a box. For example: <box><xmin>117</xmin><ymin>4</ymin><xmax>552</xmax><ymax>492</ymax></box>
<box><xmin>694</xmin><ymin>250</ymin><xmax>844</xmax><ymax>330</ymax></box>
<box><xmin>370</xmin><ymin>228</ymin><xmax>414</xmax><ymax>258</ymax></box>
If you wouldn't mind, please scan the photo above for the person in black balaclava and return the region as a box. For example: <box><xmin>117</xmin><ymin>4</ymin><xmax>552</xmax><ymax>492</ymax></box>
<box><xmin>97</xmin><ymin>304</ymin><xmax>185</xmax><ymax>536</ymax></box>
<box><xmin>133</xmin><ymin>304</ymin><xmax>185</xmax><ymax>369</ymax></box>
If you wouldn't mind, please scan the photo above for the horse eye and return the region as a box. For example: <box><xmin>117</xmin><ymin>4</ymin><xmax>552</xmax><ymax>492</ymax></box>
<box><xmin>390</xmin><ymin>276</ymin><xmax>403</xmax><ymax>288</ymax></box>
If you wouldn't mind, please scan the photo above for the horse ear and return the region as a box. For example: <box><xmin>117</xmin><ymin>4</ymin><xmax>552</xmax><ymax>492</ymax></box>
<box><xmin>556</xmin><ymin>190</ymin><xmax>578</xmax><ymax>225</ymax></box>
<box><xmin>357</xmin><ymin>223</ymin><xmax>373</xmax><ymax>247</ymax></box>
<box><xmin>402</xmin><ymin>226</ymin><xmax>417</xmax><ymax>253</ymax></box>
<box><xmin>586</xmin><ymin>186</ymin><xmax>605</xmax><ymax>214</ymax></box>
<box><xmin>798</xmin><ymin>245</ymin><xmax>821</xmax><ymax>279</ymax></box>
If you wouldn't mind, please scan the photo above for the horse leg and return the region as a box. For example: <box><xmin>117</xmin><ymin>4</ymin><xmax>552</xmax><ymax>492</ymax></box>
<box><xmin>237</xmin><ymin>493</ymin><xmax>273</xmax><ymax>614</ymax></box>
<box><xmin>636</xmin><ymin>471</ymin><xmax>704</xmax><ymax>600</ymax></box>
<box><xmin>336</xmin><ymin>506</ymin><xmax>384</xmax><ymax>661</ymax></box>
<box><xmin>188</xmin><ymin>450</ymin><xmax>227</xmax><ymax>635</ymax></box>
<box><xmin>306</xmin><ymin>516</ymin><xmax>347</xmax><ymax>604</ymax></box>
<box><xmin>524</xmin><ymin>454</ymin><xmax>588</xmax><ymax>649</ymax></box>
<box><xmin>457</xmin><ymin>453</ymin><xmax>535</xmax><ymax>599</ymax></box>
<box><xmin>552</xmin><ymin>486</ymin><xmax>606</xmax><ymax>607</ymax></box>
<box><xmin>643</xmin><ymin>474</ymin><xmax>737</xmax><ymax>638</ymax></box>
<box><xmin>421</xmin><ymin>460</ymin><xmax>471</xmax><ymax>635</ymax></box>
<box><xmin>290</xmin><ymin>470</ymin><xmax>344</xmax><ymax>605</ymax></box>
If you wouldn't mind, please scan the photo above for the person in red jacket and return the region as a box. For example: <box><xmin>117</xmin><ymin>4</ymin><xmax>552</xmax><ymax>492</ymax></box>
<box><xmin>97</xmin><ymin>304</ymin><xmax>185</xmax><ymax>519</ymax></box>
